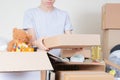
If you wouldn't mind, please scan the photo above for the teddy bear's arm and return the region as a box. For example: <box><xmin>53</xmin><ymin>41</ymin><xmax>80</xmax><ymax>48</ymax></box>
<box><xmin>7</xmin><ymin>40</ymin><xmax>16</xmax><ymax>52</ymax></box>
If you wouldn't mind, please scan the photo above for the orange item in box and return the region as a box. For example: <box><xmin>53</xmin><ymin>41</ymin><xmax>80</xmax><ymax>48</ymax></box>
<box><xmin>24</xmin><ymin>47</ymin><xmax>34</xmax><ymax>52</ymax></box>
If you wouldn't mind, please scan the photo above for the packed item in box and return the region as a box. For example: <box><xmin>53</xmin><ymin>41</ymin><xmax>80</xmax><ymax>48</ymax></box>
<box><xmin>7</xmin><ymin>28</ymin><xmax>37</xmax><ymax>52</ymax></box>
<box><xmin>61</xmin><ymin>46</ymin><xmax>102</xmax><ymax>62</ymax></box>
<box><xmin>106</xmin><ymin>44</ymin><xmax>120</xmax><ymax>79</ymax></box>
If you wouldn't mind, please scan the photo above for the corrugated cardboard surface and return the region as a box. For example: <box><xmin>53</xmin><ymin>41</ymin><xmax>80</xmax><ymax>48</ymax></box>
<box><xmin>0</xmin><ymin>51</ymin><xmax>53</xmax><ymax>72</ymax></box>
<box><xmin>102</xmin><ymin>30</ymin><xmax>120</xmax><ymax>59</ymax></box>
<box><xmin>102</xmin><ymin>3</ymin><xmax>120</xmax><ymax>29</ymax></box>
<box><xmin>44</xmin><ymin>34</ymin><xmax>100</xmax><ymax>49</ymax></box>
<box><xmin>56</xmin><ymin>71</ymin><xmax>114</xmax><ymax>80</ymax></box>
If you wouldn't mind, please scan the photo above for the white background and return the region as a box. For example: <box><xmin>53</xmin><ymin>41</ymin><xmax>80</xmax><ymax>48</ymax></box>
<box><xmin>0</xmin><ymin>0</ymin><xmax>120</xmax><ymax>80</ymax></box>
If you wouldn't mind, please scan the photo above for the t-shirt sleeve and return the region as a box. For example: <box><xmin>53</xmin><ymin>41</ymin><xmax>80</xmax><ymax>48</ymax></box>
<box><xmin>22</xmin><ymin>10</ymin><xmax>34</xmax><ymax>29</ymax></box>
<box><xmin>64</xmin><ymin>12</ymin><xmax>73</xmax><ymax>31</ymax></box>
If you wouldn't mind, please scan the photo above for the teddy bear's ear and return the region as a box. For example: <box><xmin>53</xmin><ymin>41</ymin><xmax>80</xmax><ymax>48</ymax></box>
<box><xmin>13</xmin><ymin>28</ymin><xmax>17</xmax><ymax>33</ymax></box>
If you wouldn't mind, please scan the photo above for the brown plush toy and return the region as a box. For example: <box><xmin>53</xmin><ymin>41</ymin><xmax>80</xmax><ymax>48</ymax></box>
<box><xmin>7</xmin><ymin>28</ymin><xmax>34</xmax><ymax>52</ymax></box>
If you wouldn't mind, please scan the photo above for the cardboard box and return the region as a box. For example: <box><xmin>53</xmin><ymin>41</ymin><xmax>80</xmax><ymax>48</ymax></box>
<box><xmin>102</xmin><ymin>3</ymin><xmax>120</xmax><ymax>29</ymax></box>
<box><xmin>56</xmin><ymin>71</ymin><xmax>114</xmax><ymax>80</ymax></box>
<box><xmin>45</xmin><ymin>34</ymin><xmax>114</xmax><ymax>80</ymax></box>
<box><xmin>0</xmin><ymin>51</ymin><xmax>53</xmax><ymax>72</ymax></box>
<box><xmin>44</xmin><ymin>34</ymin><xmax>100</xmax><ymax>49</ymax></box>
<box><xmin>102</xmin><ymin>30</ymin><xmax>120</xmax><ymax>59</ymax></box>
<box><xmin>46</xmin><ymin>34</ymin><xmax>104</xmax><ymax>72</ymax></box>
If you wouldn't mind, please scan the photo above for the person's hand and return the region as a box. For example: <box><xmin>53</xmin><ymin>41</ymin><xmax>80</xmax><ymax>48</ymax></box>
<box><xmin>32</xmin><ymin>37</ymin><xmax>49</xmax><ymax>51</ymax></box>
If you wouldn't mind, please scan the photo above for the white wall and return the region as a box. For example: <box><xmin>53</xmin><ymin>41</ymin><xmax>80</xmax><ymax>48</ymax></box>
<box><xmin>0</xmin><ymin>0</ymin><xmax>40</xmax><ymax>40</ymax></box>
<box><xmin>0</xmin><ymin>0</ymin><xmax>120</xmax><ymax>40</ymax></box>
<box><xmin>55</xmin><ymin>0</ymin><xmax>120</xmax><ymax>34</ymax></box>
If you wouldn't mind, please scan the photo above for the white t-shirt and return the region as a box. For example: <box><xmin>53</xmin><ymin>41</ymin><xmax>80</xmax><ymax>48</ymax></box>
<box><xmin>23</xmin><ymin>7</ymin><xmax>73</xmax><ymax>38</ymax></box>
<box><xmin>23</xmin><ymin>7</ymin><xmax>73</xmax><ymax>56</ymax></box>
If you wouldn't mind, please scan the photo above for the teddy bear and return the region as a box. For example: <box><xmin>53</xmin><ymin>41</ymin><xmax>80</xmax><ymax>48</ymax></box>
<box><xmin>7</xmin><ymin>28</ymin><xmax>34</xmax><ymax>52</ymax></box>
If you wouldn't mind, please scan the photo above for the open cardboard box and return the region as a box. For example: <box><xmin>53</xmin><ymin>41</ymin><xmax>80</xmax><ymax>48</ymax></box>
<box><xmin>45</xmin><ymin>34</ymin><xmax>104</xmax><ymax>71</ymax></box>
<box><xmin>44</xmin><ymin>34</ymin><xmax>113</xmax><ymax>79</ymax></box>
<box><xmin>0</xmin><ymin>50</ymin><xmax>53</xmax><ymax>72</ymax></box>
<box><xmin>44</xmin><ymin>34</ymin><xmax>117</xmax><ymax>80</ymax></box>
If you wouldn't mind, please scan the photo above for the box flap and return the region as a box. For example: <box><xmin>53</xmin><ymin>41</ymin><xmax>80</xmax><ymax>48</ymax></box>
<box><xmin>44</xmin><ymin>34</ymin><xmax>101</xmax><ymax>49</ymax></box>
<box><xmin>0</xmin><ymin>51</ymin><xmax>53</xmax><ymax>72</ymax></box>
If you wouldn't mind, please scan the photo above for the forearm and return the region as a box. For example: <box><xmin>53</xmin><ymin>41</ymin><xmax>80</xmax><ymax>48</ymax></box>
<box><xmin>25</xmin><ymin>28</ymin><xmax>38</xmax><ymax>47</ymax></box>
<box><xmin>26</xmin><ymin>28</ymin><xmax>37</xmax><ymax>42</ymax></box>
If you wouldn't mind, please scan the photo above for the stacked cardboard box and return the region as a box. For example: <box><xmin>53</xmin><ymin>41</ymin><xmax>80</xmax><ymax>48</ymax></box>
<box><xmin>102</xmin><ymin>3</ymin><xmax>120</xmax><ymax>29</ymax></box>
<box><xmin>102</xmin><ymin>30</ymin><xmax>120</xmax><ymax>59</ymax></box>
<box><xmin>102</xmin><ymin>3</ymin><xmax>120</xmax><ymax>59</ymax></box>
<box><xmin>56</xmin><ymin>71</ymin><xmax>114</xmax><ymax>80</ymax></box>
<box><xmin>44</xmin><ymin>34</ymin><xmax>114</xmax><ymax>80</ymax></box>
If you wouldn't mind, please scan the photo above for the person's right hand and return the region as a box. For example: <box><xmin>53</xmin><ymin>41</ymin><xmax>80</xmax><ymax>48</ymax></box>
<box><xmin>32</xmin><ymin>37</ymin><xmax>49</xmax><ymax>51</ymax></box>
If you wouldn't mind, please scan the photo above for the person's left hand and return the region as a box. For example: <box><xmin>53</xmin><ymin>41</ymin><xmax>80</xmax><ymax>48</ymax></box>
<box><xmin>32</xmin><ymin>37</ymin><xmax>50</xmax><ymax>51</ymax></box>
